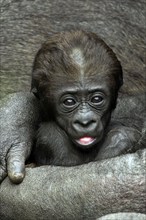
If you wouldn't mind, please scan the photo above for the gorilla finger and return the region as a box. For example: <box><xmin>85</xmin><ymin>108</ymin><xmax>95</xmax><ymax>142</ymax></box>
<box><xmin>7</xmin><ymin>143</ymin><xmax>26</xmax><ymax>184</ymax></box>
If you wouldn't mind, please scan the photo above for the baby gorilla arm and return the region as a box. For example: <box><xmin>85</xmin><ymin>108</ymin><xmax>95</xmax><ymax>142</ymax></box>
<box><xmin>96</xmin><ymin>125</ymin><xmax>142</xmax><ymax>160</ymax></box>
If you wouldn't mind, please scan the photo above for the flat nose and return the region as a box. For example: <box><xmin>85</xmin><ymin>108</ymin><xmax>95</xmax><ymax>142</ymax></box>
<box><xmin>73</xmin><ymin>112</ymin><xmax>97</xmax><ymax>131</ymax></box>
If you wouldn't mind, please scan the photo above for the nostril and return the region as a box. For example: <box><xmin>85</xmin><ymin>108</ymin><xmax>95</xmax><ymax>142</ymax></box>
<box><xmin>83</xmin><ymin>120</ymin><xmax>96</xmax><ymax>127</ymax></box>
<box><xmin>74</xmin><ymin>119</ymin><xmax>96</xmax><ymax>127</ymax></box>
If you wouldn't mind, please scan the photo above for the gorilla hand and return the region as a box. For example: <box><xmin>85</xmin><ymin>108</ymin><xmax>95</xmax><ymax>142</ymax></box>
<box><xmin>0</xmin><ymin>92</ymin><xmax>39</xmax><ymax>184</ymax></box>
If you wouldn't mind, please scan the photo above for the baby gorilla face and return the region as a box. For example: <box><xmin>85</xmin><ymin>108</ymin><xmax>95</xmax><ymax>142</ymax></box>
<box><xmin>32</xmin><ymin>30</ymin><xmax>123</xmax><ymax>152</ymax></box>
<box><xmin>53</xmin><ymin>78</ymin><xmax>112</xmax><ymax>149</ymax></box>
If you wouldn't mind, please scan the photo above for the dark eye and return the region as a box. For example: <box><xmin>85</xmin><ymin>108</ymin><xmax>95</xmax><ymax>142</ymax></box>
<box><xmin>91</xmin><ymin>96</ymin><xmax>103</xmax><ymax>104</ymax></box>
<box><xmin>63</xmin><ymin>98</ymin><xmax>76</xmax><ymax>107</ymax></box>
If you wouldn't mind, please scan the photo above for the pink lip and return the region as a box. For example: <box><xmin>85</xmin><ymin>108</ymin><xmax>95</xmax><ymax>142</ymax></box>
<box><xmin>76</xmin><ymin>137</ymin><xmax>96</xmax><ymax>146</ymax></box>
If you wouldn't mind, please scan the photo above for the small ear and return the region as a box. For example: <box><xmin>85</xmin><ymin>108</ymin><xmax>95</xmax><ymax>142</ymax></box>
<box><xmin>31</xmin><ymin>69</ymin><xmax>48</xmax><ymax>99</ymax></box>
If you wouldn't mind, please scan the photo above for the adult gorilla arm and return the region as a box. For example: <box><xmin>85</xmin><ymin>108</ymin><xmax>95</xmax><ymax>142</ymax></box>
<box><xmin>0</xmin><ymin>92</ymin><xmax>39</xmax><ymax>183</ymax></box>
<box><xmin>0</xmin><ymin>149</ymin><xmax>145</xmax><ymax>220</ymax></box>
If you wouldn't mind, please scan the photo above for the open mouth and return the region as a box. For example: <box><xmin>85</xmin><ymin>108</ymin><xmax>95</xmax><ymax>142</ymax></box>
<box><xmin>75</xmin><ymin>136</ymin><xmax>96</xmax><ymax>147</ymax></box>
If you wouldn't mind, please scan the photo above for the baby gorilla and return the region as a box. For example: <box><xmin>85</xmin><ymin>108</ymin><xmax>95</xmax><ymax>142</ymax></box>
<box><xmin>31</xmin><ymin>30</ymin><xmax>140</xmax><ymax>166</ymax></box>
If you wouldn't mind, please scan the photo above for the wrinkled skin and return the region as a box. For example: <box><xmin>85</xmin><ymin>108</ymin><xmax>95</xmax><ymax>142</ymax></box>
<box><xmin>0</xmin><ymin>148</ymin><xmax>146</xmax><ymax>220</ymax></box>
<box><xmin>0</xmin><ymin>0</ymin><xmax>146</xmax><ymax>219</ymax></box>
<box><xmin>0</xmin><ymin>93</ymin><xmax>40</xmax><ymax>183</ymax></box>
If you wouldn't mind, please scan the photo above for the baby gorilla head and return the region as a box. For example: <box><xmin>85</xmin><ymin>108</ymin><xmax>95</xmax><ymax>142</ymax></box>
<box><xmin>32</xmin><ymin>30</ymin><xmax>123</xmax><ymax>152</ymax></box>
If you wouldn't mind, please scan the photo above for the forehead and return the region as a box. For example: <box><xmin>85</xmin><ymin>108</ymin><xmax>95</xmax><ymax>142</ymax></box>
<box><xmin>50</xmin><ymin>73</ymin><xmax>112</xmax><ymax>97</ymax></box>
<box><xmin>49</xmin><ymin>45</ymin><xmax>115</xmax><ymax>94</ymax></box>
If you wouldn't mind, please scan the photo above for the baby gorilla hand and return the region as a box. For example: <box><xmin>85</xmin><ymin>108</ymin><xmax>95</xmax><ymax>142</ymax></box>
<box><xmin>96</xmin><ymin>125</ymin><xmax>143</xmax><ymax>160</ymax></box>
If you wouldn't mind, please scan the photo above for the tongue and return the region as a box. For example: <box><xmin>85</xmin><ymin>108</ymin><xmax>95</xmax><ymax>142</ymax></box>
<box><xmin>79</xmin><ymin>137</ymin><xmax>94</xmax><ymax>145</ymax></box>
